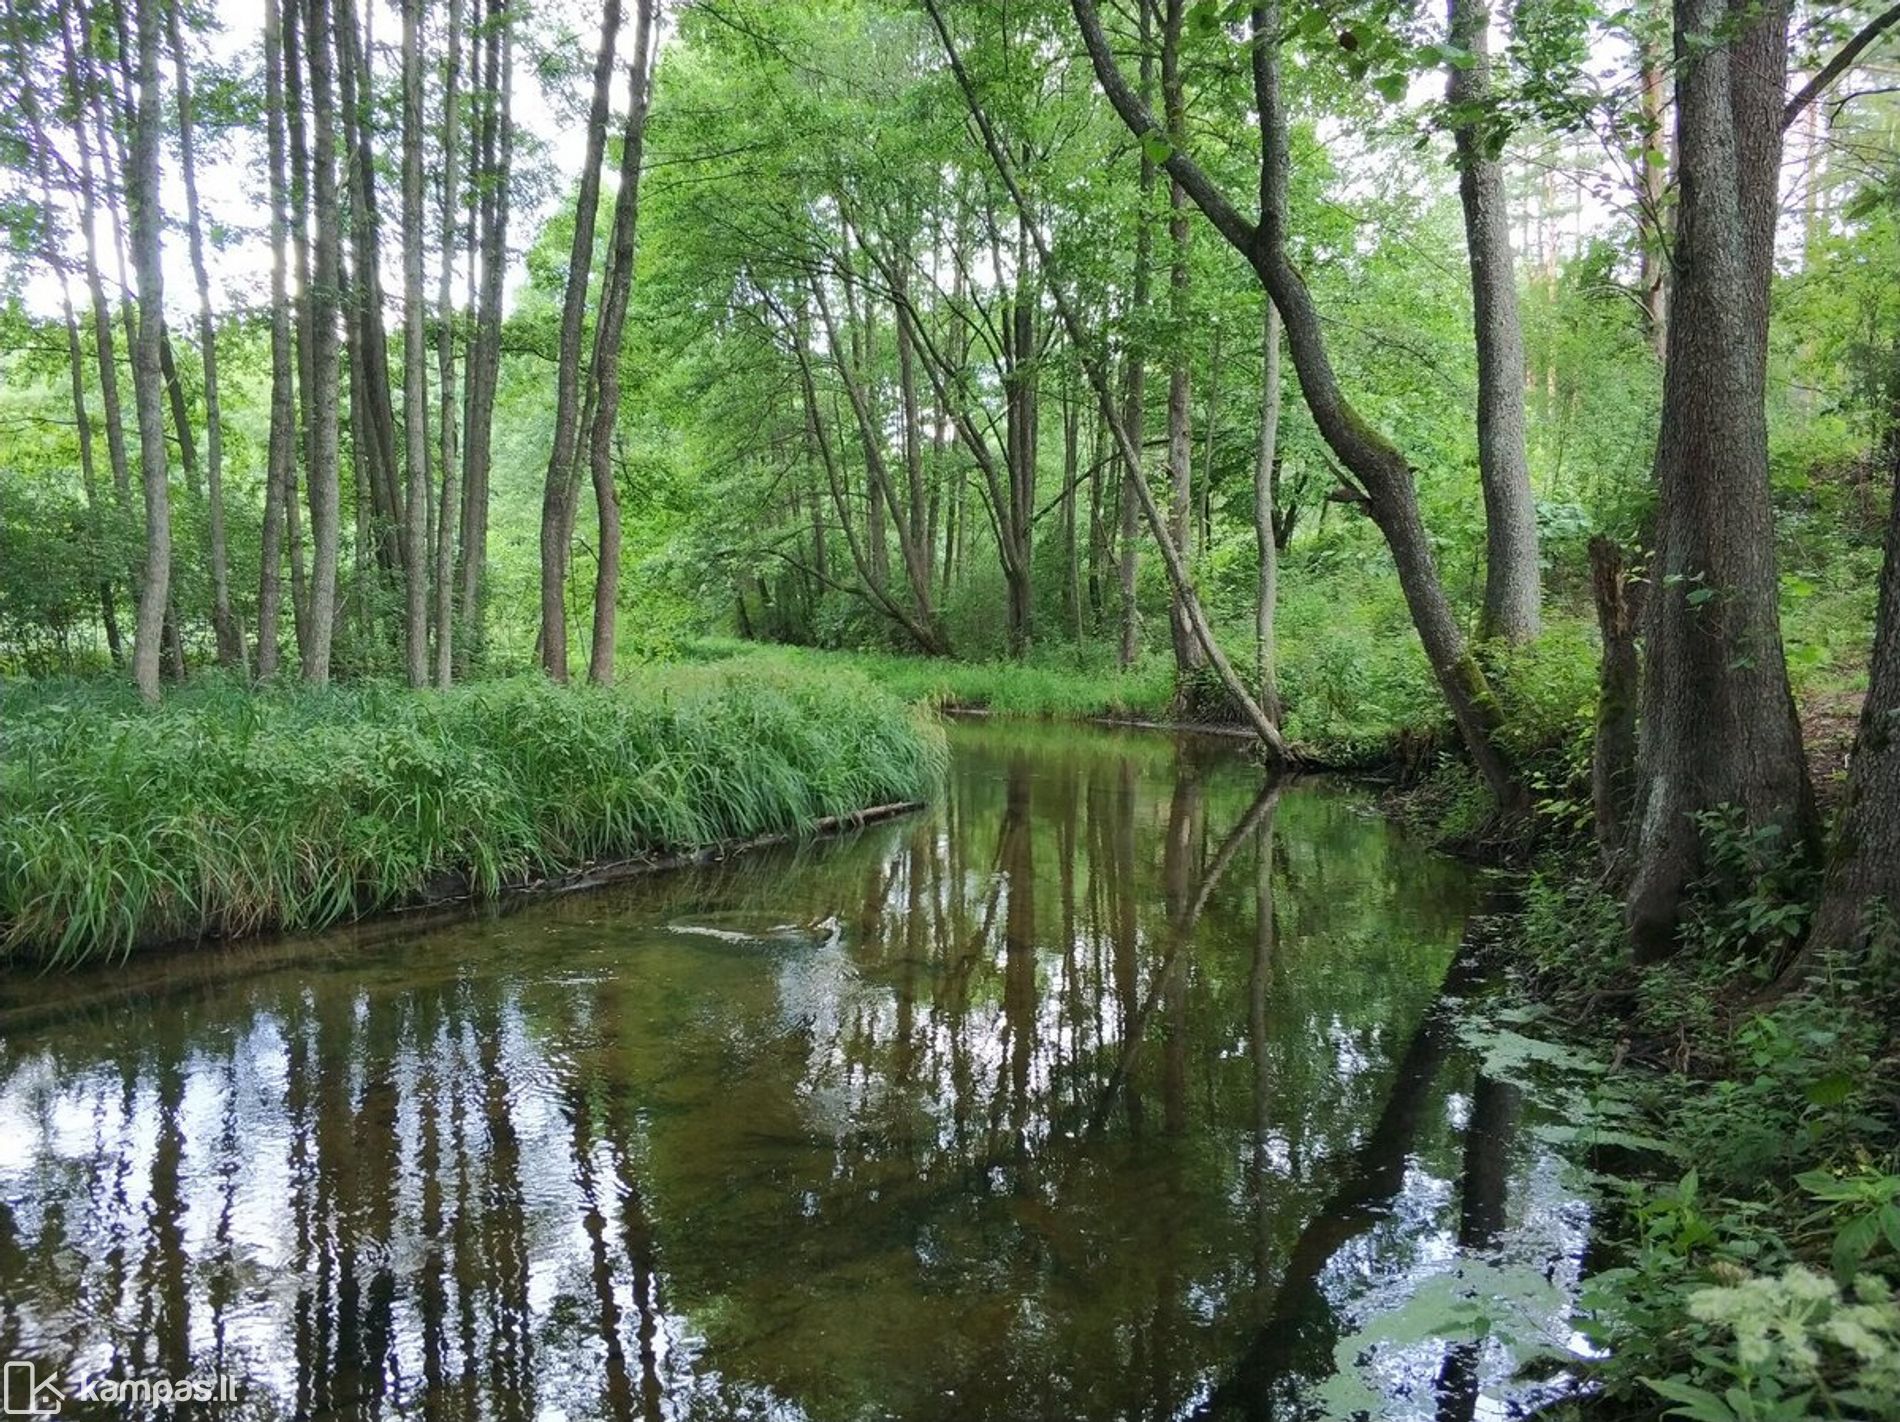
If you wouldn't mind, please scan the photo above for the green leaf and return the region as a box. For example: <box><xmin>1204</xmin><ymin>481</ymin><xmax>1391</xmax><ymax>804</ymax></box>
<box><xmin>1372</xmin><ymin>72</ymin><xmax>1407</xmax><ymax>103</ymax></box>
<box><xmin>1643</xmin><ymin>1376</ymin><xmax>1740</xmax><ymax>1422</ymax></box>
<box><xmin>1140</xmin><ymin>130</ymin><xmax>1173</xmax><ymax>164</ymax></box>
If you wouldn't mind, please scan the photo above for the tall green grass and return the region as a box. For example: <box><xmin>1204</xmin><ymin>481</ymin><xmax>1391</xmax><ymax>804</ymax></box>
<box><xmin>0</xmin><ymin>668</ymin><xmax>944</xmax><ymax>967</ymax></box>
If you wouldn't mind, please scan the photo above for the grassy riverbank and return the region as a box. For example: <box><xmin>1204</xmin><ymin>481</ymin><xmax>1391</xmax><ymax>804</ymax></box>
<box><xmin>0</xmin><ymin>667</ymin><xmax>944</xmax><ymax>967</ymax></box>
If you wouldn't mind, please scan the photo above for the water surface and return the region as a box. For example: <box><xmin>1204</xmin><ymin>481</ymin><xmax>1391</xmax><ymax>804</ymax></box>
<box><xmin>0</xmin><ymin>721</ymin><xmax>1588</xmax><ymax>1419</ymax></box>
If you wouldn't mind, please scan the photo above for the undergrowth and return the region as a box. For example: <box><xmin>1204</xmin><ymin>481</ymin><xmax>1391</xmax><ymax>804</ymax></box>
<box><xmin>1509</xmin><ymin>819</ymin><xmax>1900</xmax><ymax>1421</ymax></box>
<box><xmin>0</xmin><ymin>668</ymin><xmax>945</xmax><ymax>967</ymax></box>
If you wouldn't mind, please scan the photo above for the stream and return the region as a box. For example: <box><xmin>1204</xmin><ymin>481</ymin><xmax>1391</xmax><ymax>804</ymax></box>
<box><xmin>0</xmin><ymin>720</ymin><xmax>1594</xmax><ymax>1420</ymax></box>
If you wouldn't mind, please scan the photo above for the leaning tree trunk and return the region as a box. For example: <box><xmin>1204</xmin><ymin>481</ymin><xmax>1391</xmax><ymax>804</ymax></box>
<box><xmin>400</xmin><ymin>0</ymin><xmax>430</xmax><ymax>686</ymax></box>
<box><xmin>1069</xmin><ymin>0</ymin><xmax>1522</xmax><ymax>806</ymax></box>
<box><xmin>537</xmin><ymin>0</ymin><xmax>620</xmax><ymax>681</ymax></box>
<box><xmin>923</xmin><ymin>0</ymin><xmax>1294</xmax><ymax>761</ymax></box>
<box><xmin>125</xmin><ymin>0</ymin><xmax>171</xmax><ymax>704</ymax></box>
<box><xmin>1447</xmin><ymin>0</ymin><xmax>1540</xmax><ymax>644</ymax></box>
<box><xmin>1624</xmin><ymin>0</ymin><xmax>1813</xmax><ymax>959</ymax></box>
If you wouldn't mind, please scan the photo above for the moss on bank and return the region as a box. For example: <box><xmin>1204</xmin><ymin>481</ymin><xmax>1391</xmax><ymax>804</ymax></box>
<box><xmin>0</xmin><ymin>668</ymin><xmax>945</xmax><ymax>967</ymax></box>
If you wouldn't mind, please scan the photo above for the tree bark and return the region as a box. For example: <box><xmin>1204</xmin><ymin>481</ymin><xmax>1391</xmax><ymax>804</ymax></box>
<box><xmin>1777</xmin><ymin>344</ymin><xmax>1900</xmax><ymax>986</ymax></box>
<box><xmin>1637</xmin><ymin>8</ymin><xmax>1670</xmax><ymax>360</ymax></box>
<box><xmin>1162</xmin><ymin>0</ymin><xmax>1203</xmax><ymax>679</ymax></box>
<box><xmin>1447</xmin><ymin>0</ymin><xmax>1540</xmax><ymax>644</ymax></box>
<box><xmin>1118</xmin><ymin>0</ymin><xmax>1154</xmax><ymax>670</ymax></box>
<box><xmin>537</xmin><ymin>0</ymin><xmax>621</xmax><ymax>681</ymax></box>
<box><xmin>336</xmin><ymin>0</ymin><xmax>403</xmax><ymax>571</ymax></box>
<box><xmin>1625</xmin><ymin>0</ymin><xmax>1813</xmax><ymax>958</ymax></box>
<box><xmin>400</xmin><ymin>0</ymin><xmax>430</xmax><ymax>685</ymax></box>
<box><xmin>1589</xmin><ymin>535</ymin><xmax>1642</xmax><ymax>859</ymax></box>
<box><xmin>458</xmin><ymin>0</ymin><xmax>513</xmax><ymax>667</ymax></box>
<box><xmin>257</xmin><ymin>0</ymin><xmax>296</xmax><ymax>678</ymax></box>
<box><xmin>433</xmin><ymin>0</ymin><xmax>465</xmax><ymax>686</ymax></box>
<box><xmin>585</xmin><ymin>0</ymin><xmax>656</xmax><ymax>685</ymax></box>
<box><xmin>302</xmin><ymin>0</ymin><xmax>344</xmax><ymax>683</ymax></box>
<box><xmin>125</xmin><ymin>0</ymin><xmax>171</xmax><ymax>703</ymax></box>
<box><xmin>1255</xmin><ymin>300</ymin><xmax>1283</xmax><ymax>723</ymax></box>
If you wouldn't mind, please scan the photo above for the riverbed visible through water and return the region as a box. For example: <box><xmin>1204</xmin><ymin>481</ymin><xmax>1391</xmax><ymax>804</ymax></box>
<box><xmin>0</xmin><ymin>720</ymin><xmax>1593</xmax><ymax>1420</ymax></box>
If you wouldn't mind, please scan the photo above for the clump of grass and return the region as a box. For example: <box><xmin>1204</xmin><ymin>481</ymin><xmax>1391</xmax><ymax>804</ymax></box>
<box><xmin>0</xmin><ymin>668</ymin><xmax>944</xmax><ymax>967</ymax></box>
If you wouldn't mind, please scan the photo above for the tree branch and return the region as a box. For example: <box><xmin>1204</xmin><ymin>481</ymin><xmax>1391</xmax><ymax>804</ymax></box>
<box><xmin>1784</xmin><ymin>3</ymin><xmax>1900</xmax><ymax>132</ymax></box>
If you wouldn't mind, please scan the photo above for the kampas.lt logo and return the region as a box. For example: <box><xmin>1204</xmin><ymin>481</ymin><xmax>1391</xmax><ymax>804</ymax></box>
<box><xmin>1</xmin><ymin>1362</ymin><xmax>63</xmax><ymax>1417</ymax></box>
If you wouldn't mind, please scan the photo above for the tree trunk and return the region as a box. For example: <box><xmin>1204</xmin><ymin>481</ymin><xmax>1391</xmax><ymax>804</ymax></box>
<box><xmin>336</xmin><ymin>0</ymin><xmax>403</xmax><ymax>572</ymax></box>
<box><xmin>1777</xmin><ymin>350</ymin><xmax>1900</xmax><ymax>986</ymax></box>
<box><xmin>400</xmin><ymin>0</ymin><xmax>430</xmax><ymax>685</ymax></box>
<box><xmin>1255</xmin><ymin>300</ymin><xmax>1283</xmax><ymax>723</ymax></box>
<box><xmin>125</xmin><ymin>0</ymin><xmax>171</xmax><ymax>704</ymax></box>
<box><xmin>924</xmin><ymin>0</ymin><xmax>1294</xmax><ymax>761</ymax></box>
<box><xmin>1448</xmin><ymin>0</ymin><xmax>1540</xmax><ymax>644</ymax></box>
<box><xmin>303</xmin><ymin>0</ymin><xmax>344</xmax><ymax>684</ymax></box>
<box><xmin>432</xmin><ymin>0</ymin><xmax>465</xmax><ymax>686</ymax></box>
<box><xmin>166</xmin><ymin>0</ymin><xmax>243</xmax><ymax>671</ymax></box>
<box><xmin>458</xmin><ymin>0</ymin><xmax>512</xmax><ymax>667</ymax></box>
<box><xmin>585</xmin><ymin>0</ymin><xmax>656</xmax><ymax>686</ymax></box>
<box><xmin>1118</xmin><ymin>0</ymin><xmax>1154</xmax><ymax>670</ymax></box>
<box><xmin>284</xmin><ymin>0</ymin><xmax>315</xmax><ymax>658</ymax></box>
<box><xmin>1637</xmin><ymin>7</ymin><xmax>1670</xmax><ymax>359</ymax></box>
<box><xmin>1163</xmin><ymin>0</ymin><xmax>1201</xmax><ymax>679</ymax></box>
<box><xmin>1070</xmin><ymin>0</ymin><xmax>1520</xmax><ymax>804</ymax></box>
<box><xmin>15</xmin><ymin>15</ymin><xmax>121</xmax><ymax>664</ymax></box>
<box><xmin>58</xmin><ymin>0</ymin><xmax>130</xmax><ymax>510</ymax></box>
<box><xmin>895</xmin><ymin>257</ymin><xmax>932</xmax><ymax>589</ymax></box>
<box><xmin>1590</xmin><ymin>535</ymin><xmax>1642</xmax><ymax>859</ymax></box>
<box><xmin>258</xmin><ymin>0</ymin><xmax>295</xmax><ymax>679</ymax></box>
<box><xmin>1625</xmin><ymin>0</ymin><xmax>1813</xmax><ymax>958</ymax></box>
<box><xmin>538</xmin><ymin>0</ymin><xmax>620</xmax><ymax>681</ymax></box>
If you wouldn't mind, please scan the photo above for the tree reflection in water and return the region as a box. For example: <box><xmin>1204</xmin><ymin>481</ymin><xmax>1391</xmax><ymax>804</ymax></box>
<box><xmin>0</xmin><ymin>721</ymin><xmax>1585</xmax><ymax>1421</ymax></box>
